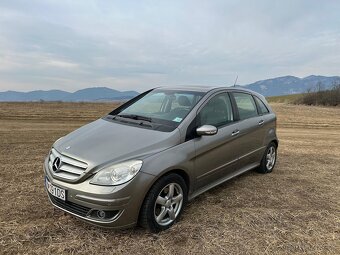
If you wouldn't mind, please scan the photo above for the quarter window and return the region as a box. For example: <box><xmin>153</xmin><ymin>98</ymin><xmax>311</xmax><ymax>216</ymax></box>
<box><xmin>232</xmin><ymin>92</ymin><xmax>258</xmax><ymax>120</ymax></box>
<box><xmin>198</xmin><ymin>93</ymin><xmax>233</xmax><ymax>127</ymax></box>
<box><xmin>254</xmin><ymin>96</ymin><xmax>269</xmax><ymax>114</ymax></box>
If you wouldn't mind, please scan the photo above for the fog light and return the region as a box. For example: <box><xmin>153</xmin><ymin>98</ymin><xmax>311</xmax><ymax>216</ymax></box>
<box><xmin>88</xmin><ymin>209</ymin><xmax>120</xmax><ymax>220</ymax></box>
<box><xmin>97</xmin><ymin>210</ymin><xmax>106</xmax><ymax>219</ymax></box>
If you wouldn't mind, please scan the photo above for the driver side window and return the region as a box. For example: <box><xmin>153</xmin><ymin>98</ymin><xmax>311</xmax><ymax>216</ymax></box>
<box><xmin>198</xmin><ymin>93</ymin><xmax>234</xmax><ymax>127</ymax></box>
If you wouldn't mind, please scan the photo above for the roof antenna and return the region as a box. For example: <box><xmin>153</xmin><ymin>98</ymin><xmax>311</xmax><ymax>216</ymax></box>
<box><xmin>233</xmin><ymin>75</ymin><xmax>238</xmax><ymax>87</ymax></box>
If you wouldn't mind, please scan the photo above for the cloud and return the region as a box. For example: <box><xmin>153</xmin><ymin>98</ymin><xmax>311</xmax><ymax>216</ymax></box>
<box><xmin>0</xmin><ymin>0</ymin><xmax>339</xmax><ymax>92</ymax></box>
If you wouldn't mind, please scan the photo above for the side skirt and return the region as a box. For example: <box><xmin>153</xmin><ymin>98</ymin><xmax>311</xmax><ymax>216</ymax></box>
<box><xmin>188</xmin><ymin>162</ymin><xmax>260</xmax><ymax>201</ymax></box>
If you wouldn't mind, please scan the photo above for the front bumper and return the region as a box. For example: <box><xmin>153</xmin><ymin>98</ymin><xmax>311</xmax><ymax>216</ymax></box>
<box><xmin>43</xmin><ymin>157</ymin><xmax>155</xmax><ymax>228</ymax></box>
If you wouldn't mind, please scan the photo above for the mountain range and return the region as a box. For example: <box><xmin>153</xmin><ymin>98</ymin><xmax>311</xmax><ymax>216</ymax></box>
<box><xmin>0</xmin><ymin>75</ymin><xmax>339</xmax><ymax>101</ymax></box>
<box><xmin>243</xmin><ymin>75</ymin><xmax>340</xmax><ymax>96</ymax></box>
<box><xmin>0</xmin><ymin>87</ymin><xmax>139</xmax><ymax>102</ymax></box>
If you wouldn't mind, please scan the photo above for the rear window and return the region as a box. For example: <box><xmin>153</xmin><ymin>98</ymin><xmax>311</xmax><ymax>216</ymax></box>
<box><xmin>232</xmin><ymin>92</ymin><xmax>258</xmax><ymax>120</ymax></box>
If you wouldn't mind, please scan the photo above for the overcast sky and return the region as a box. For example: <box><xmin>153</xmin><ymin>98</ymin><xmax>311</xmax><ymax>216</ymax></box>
<box><xmin>0</xmin><ymin>0</ymin><xmax>340</xmax><ymax>92</ymax></box>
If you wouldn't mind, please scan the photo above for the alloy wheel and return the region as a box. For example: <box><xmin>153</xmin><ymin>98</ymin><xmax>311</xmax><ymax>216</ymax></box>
<box><xmin>154</xmin><ymin>183</ymin><xmax>184</xmax><ymax>226</ymax></box>
<box><xmin>266</xmin><ymin>146</ymin><xmax>276</xmax><ymax>170</ymax></box>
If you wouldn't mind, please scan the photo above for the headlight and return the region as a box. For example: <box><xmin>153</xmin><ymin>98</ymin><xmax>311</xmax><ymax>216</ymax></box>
<box><xmin>55</xmin><ymin>136</ymin><xmax>64</xmax><ymax>143</ymax></box>
<box><xmin>90</xmin><ymin>160</ymin><xmax>143</xmax><ymax>186</ymax></box>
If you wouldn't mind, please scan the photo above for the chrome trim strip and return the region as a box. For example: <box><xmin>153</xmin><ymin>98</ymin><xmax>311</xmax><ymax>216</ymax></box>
<box><xmin>75</xmin><ymin>194</ymin><xmax>130</xmax><ymax>206</ymax></box>
<box><xmin>61</xmin><ymin>157</ymin><xmax>87</xmax><ymax>169</ymax></box>
<box><xmin>238</xmin><ymin>146</ymin><xmax>266</xmax><ymax>160</ymax></box>
<box><xmin>53</xmin><ymin>171</ymin><xmax>79</xmax><ymax>179</ymax></box>
<box><xmin>59</xmin><ymin>164</ymin><xmax>84</xmax><ymax>175</ymax></box>
<box><xmin>49</xmin><ymin>147</ymin><xmax>88</xmax><ymax>181</ymax></box>
<box><xmin>196</xmin><ymin>146</ymin><xmax>265</xmax><ymax>180</ymax></box>
<box><xmin>46</xmin><ymin>193</ymin><xmax>123</xmax><ymax>224</ymax></box>
<box><xmin>190</xmin><ymin>162</ymin><xmax>260</xmax><ymax>200</ymax></box>
<box><xmin>197</xmin><ymin>158</ymin><xmax>238</xmax><ymax>179</ymax></box>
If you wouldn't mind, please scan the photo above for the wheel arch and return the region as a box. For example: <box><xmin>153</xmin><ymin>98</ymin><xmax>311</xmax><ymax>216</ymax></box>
<box><xmin>271</xmin><ymin>139</ymin><xmax>279</xmax><ymax>148</ymax></box>
<box><xmin>144</xmin><ymin>168</ymin><xmax>191</xmax><ymax>198</ymax></box>
<box><xmin>137</xmin><ymin>168</ymin><xmax>190</xmax><ymax>224</ymax></box>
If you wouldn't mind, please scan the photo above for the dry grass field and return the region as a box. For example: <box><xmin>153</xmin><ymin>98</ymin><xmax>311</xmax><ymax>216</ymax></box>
<box><xmin>267</xmin><ymin>94</ymin><xmax>305</xmax><ymax>104</ymax></box>
<box><xmin>0</xmin><ymin>102</ymin><xmax>339</xmax><ymax>254</ymax></box>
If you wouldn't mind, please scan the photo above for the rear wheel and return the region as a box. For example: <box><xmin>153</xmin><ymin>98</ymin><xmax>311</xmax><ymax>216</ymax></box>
<box><xmin>139</xmin><ymin>173</ymin><xmax>187</xmax><ymax>232</ymax></box>
<box><xmin>257</xmin><ymin>142</ymin><xmax>277</xmax><ymax>173</ymax></box>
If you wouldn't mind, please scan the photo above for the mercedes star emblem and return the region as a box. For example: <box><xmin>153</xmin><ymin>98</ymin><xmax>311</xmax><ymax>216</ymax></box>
<box><xmin>52</xmin><ymin>157</ymin><xmax>61</xmax><ymax>172</ymax></box>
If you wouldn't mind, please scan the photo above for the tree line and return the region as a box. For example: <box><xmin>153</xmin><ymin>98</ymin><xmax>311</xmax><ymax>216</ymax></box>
<box><xmin>294</xmin><ymin>81</ymin><xmax>340</xmax><ymax>106</ymax></box>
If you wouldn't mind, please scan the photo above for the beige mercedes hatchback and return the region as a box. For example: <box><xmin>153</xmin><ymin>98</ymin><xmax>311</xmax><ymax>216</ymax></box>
<box><xmin>44</xmin><ymin>86</ymin><xmax>278</xmax><ymax>232</ymax></box>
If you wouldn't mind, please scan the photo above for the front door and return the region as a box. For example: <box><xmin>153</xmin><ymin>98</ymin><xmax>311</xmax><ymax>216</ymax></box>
<box><xmin>193</xmin><ymin>92</ymin><xmax>242</xmax><ymax>190</ymax></box>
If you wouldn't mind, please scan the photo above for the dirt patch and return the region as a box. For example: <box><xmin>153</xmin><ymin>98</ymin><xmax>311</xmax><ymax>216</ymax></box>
<box><xmin>0</xmin><ymin>102</ymin><xmax>339</xmax><ymax>254</ymax></box>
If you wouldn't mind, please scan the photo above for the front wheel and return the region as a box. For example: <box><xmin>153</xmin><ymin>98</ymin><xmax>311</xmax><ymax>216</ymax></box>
<box><xmin>139</xmin><ymin>173</ymin><xmax>187</xmax><ymax>232</ymax></box>
<box><xmin>257</xmin><ymin>142</ymin><xmax>277</xmax><ymax>174</ymax></box>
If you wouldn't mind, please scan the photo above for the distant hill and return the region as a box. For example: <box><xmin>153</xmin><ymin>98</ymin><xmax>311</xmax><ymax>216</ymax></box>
<box><xmin>243</xmin><ymin>75</ymin><xmax>340</xmax><ymax>96</ymax></box>
<box><xmin>0</xmin><ymin>87</ymin><xmax>139</xmax><ymax>102</ymax></box>
<box><xmin>1</xmin><ymin>75</ymin><xmax>340</xmax><ymax>101</ymax></box>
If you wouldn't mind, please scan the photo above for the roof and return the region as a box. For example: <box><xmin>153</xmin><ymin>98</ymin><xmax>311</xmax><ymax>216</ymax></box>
<box><xmin>155</xmin><ymin>85</ymin><xmax>256</xmax><ymax>93</ymax></box>
<box><xmin>155</xmin><ymin>85</ymin><xmax>218</xmax><ymax>92</ymax></box>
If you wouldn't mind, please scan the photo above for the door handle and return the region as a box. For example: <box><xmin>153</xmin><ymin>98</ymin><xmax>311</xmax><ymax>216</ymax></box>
<box><xmin>231</xmin><ymin>130</ymin><xmax>240</xmax><ymax>136</ymax></box>
<box><xmin>258</xmin><ymin>120</ymin><xmax>264</xmax><ymax>125</ymax></box>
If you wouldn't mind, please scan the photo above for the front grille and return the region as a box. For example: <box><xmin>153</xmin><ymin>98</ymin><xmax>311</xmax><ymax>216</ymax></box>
<box><xmin>48</xmin><ymin>193</ymin><xmax>90</xmax><ymax>217</ymax></box>
<box><xmin>48</xmin><ymin>148</ymin><xmax>88</xmax><ymax>180</ymax></box>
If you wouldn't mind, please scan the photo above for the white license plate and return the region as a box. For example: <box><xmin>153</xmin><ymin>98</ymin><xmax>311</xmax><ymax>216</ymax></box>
<box><xmin>45</xmin><ymin>178</ymin><xmax>66</xmax><ymax>201</ymax></box>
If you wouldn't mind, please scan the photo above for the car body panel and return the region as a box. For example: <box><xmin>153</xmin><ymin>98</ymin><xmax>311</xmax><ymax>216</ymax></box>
<box><xmin>53</xmin><ymin>118</ymin><xmax>181</xmax><ymax>181</ymax></box>
<box><xmin>44</xmin><ymin>156</ymin><xmax>156</xmax><ymax>228</ymax></box>
<box><xmin>193</xmin><ymin>122</ymin><xmax>241</xmax><ymax>189</ymax></box>
<box><xmin>233</xmin><ymin>116</ymin><xmax>266</xmax><ymax>167</ymax></box>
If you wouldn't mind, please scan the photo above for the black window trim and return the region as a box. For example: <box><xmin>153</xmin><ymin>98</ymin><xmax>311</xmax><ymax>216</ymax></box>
<box><xmin>228</xmin><ymin>92</ymin><xmax>240</xmax><ymax>121</ymax></box>
<box><xmin>109</xmin><ymin>89</ymin><xmax>153</xmax><ymax>116</ymax></box>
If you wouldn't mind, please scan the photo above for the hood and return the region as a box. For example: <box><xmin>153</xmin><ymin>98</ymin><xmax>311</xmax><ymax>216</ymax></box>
<box><xmin>54</xmin><ymin>118</ymin><xmax>180</xmax><ymax>171</ymax></box>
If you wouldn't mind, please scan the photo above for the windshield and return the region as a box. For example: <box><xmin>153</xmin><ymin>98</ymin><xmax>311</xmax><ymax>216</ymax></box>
<box><xmin>109</xmin><ymin>89</ymin><xmax>204</xmax><ymax>130</ymax></box>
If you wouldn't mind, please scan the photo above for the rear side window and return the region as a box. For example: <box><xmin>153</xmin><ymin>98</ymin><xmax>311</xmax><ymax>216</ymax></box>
<box><xmin>232</xmin><ymin>92</ymin><xmax>258</xmax><ymax>120</ymax></box>
<box><xmin>198</xmin><ymin>93</ymin><xmax>233</xmax><ymax>127</ymax></box>
<box><xmin>254</xmin><ymin>96</ymin><xmax>269</xmax><ymax>114</ymax></box>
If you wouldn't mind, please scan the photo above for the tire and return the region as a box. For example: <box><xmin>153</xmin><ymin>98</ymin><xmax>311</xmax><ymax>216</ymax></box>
<box><xmin>139</xmin><ymin>173</ymin><xmax>187</xmax><ymax>232</ymax></box>
<box><xmin>257</xmin><ymin>142</ymin><xmax>277</xmax><ymax>174</ymax></box>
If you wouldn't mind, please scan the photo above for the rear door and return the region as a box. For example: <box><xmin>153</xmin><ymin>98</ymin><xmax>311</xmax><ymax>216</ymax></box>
<box><xmin>230</xmin><ymin>92</ymin><xmax>267</xmax><ymax>167</ymax></box>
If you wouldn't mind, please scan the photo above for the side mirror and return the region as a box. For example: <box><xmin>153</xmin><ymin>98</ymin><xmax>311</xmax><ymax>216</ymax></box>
<box><xmin>196</xmin><ymin>125</ymin><xmax>218</xmax><ymax>136</ymax></box>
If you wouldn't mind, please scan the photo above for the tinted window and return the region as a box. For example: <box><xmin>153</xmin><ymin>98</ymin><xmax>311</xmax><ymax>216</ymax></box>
<box><xmin>254</xmin><ymin>96</ymin><xmax>269</xmax><ymax>114</ymax></box>
<box><xmin>198</xmin><ymin>93</ymin><xmax>233</xmax><ymax>127</ymax></box>
<box><xmin>233</xmin><ymin>92</ymin><xmax>258</xmax><ymax>120</ymax></box>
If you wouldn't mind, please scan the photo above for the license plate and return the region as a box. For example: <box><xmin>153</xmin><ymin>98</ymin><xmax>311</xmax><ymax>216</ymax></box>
<box><xmin>45</xmin><ymin>178</ymin><xmax>66</xmax><ymax>201</ymax></box>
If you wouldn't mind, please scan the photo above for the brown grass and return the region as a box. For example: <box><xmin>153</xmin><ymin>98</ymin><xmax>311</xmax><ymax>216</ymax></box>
<box><xmin>294</xmin><ymin>85</ymin><xmax>340</xmax><ymax>106</ymax></box>
<box><xmin>267</xmin><ymin>94</ymin><xmax>305</xmax><ymax>104</ymax></box>
<box><xmin>0</xmin><ymin>102</ymin><xmax>339</xmax><ymax>255</ymax></box>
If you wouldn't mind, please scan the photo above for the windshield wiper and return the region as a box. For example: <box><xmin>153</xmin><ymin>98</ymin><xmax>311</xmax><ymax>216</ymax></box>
<box><xmin>117</xmin><ymin>114</ymin><xmax>153</xmax><ymax>123</ymax></box>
